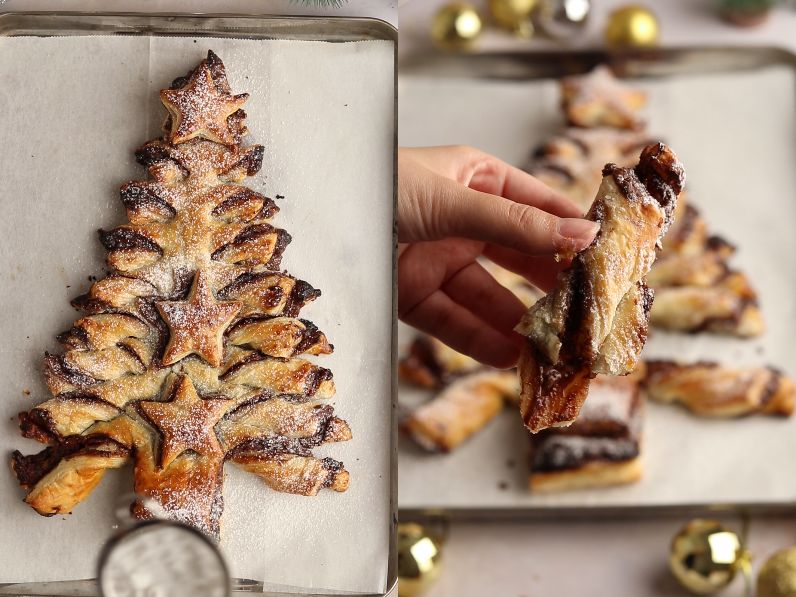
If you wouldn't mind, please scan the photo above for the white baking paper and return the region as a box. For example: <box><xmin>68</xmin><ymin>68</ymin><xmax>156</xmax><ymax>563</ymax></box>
<box><xmin>0</xmin><ymin>36</ymin><xmax>394</xmax><ymax>593</ymax></box>
<box><xmin>397</xmin><ymin>66</ymin><xmax>796</xmax><ymax>510</ymax></box>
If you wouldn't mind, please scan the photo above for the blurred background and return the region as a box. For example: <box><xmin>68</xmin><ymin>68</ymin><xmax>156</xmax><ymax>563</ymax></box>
<box><xmin>396</xmin><ymin>1</ymin><xmax>796</xmax><ymax>596</ymax></box>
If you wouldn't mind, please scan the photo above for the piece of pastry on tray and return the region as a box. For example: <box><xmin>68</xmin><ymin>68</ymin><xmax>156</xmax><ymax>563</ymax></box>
<box><xmin>11</xmin><ymin>51</ymin><xmax>351</xmax><ymax>539</ymax></box>
<box><xmin>641</xmin><ymin>360</ymin><xmax>794</xmax><ymax>417</ymax></box>
<box><xmin>529</xmin><ymin>375</ymin><xmax>643</xmax><ymax>492</ymax></box>
<box><xmin>399</xmin><ymin>335</ymin><xmax>484</xmax><ymax>389</ymax></box>
<box><xmin>659</xmin><ymin>202</ymin><xmax>709</xmax><ymax>257</ymax></box>
<box><xmin>647</xmin><ymin>235</ymin><xmax>735</xmax><ymax>288</ymax></box>
<box><xmin>649</xmin><ymin>271</ymin><xmax>764</xmax><ymax>337</ymax></box>
<box><xmin>402</xmin><ymin>371</ymin><xmax>519</xmax><ymax>452</ymax></box>
<box><xmin>529</xmin><ymin>127</ymin><xmax>657</xmax><ymax>211</ymax></box>
<box><xmin>560</xmin><ymin>65</ymin><xmax>648</xmax><ymax>130</ymax></box>
<box><xmin>515</xmin><ymin>142</ymin><xmax>685</xmax><ymax>433</ymax></box>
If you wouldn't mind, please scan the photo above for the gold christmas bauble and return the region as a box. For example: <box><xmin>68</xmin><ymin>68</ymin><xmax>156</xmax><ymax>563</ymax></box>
<box><xmin>397</xmin><ymin>523</ymin><xmax>443</xmax><ymax>597</ymax></box>
<box><xmin>431</xmin><ymin>3</ymin><xmax>483</xmax><ymax>52</ymax></box>
<box><xmin>758</xmin><ymin>548</ymin><xmax>796</xmax><ymax>597</ymax></box>
<box><xmin>604</xmin><ymin>4</ymin><xmax>660</xmax><ymax>48</ymax></box>
<box><xmin>489</xmin><ymin>0</ymin><xmax>537</xmax><ymax>38</ymax></box>
<box><xmin>669</xmin><ymin>519</ymin><xmax>745</xmax><ymax>594</ymax></box>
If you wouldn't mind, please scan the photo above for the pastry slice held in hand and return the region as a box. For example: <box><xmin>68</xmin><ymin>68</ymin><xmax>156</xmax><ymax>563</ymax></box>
<box><xmin>515</xmin><ymin>143</ymin><xmax>685</xmax><ymax>432</ymax></box>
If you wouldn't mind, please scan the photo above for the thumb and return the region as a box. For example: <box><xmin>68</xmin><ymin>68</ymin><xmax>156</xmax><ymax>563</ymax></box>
<box><xmin>427</xmin><ymin>174</ymin><xmax>599</xmax><ymax>255</ymax></box>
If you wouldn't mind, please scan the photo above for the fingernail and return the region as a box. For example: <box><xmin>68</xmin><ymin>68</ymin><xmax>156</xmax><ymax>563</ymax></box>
<box><xmin>556</xmin><ymin>218</ymin><xmax>599</xmax><ymax>247</ymax></box>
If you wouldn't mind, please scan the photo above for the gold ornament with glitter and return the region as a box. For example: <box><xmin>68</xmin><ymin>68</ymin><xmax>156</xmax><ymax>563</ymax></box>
<box><xmin>432</xmin><ymin>3</ymin><xmax>483</xmax><ymax>51</ymax></box>
<box><xmin>758</xmin><ymin>548</ymin><xmax>796</xmax><ymax>597</ymax></box>
<box><xmin>489</xmin><ymin>0</ymin><xmax>537</xmax><ymax>38</ymax></box>
<box><xmin>669</xmin><ymin>519</ymin><xmax>751</xmax><ymax>594</ymax></box>
<box><xmin>397</xmin><ymin>522</ymin><xmax>444</xmax><ymax>596</ymax></box>
<box><xmin>604</xmin><ymin>4</ymin><xmax>660</xmax><ymax>48</ymax></box>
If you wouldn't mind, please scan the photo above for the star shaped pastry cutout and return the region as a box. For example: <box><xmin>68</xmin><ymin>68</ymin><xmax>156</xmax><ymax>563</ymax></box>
<box><xmin>160</xmin><ymin>60</ymin><xmax>249</xmax><ymax>146</ymax></box>
<box><xmin>156</xmin><ymin>270</ymin><xmax>241</xmax><ymax>367</ymax></box>
<box><xmin>561</xmin><ymin>65</ymin><xmax>647</xmax><ymax>129</ymax></box>
<box><xmin>140</xmin><ymin>375</ymin><xmax>230</xmax><ymax>469</ymax></box>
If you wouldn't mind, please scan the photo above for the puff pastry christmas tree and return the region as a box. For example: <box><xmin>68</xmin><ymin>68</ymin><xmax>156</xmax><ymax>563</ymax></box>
<box><xmin>11</xmin><ymin>51</ymin><xmax>351</xmax><ymax>539</ymax></box>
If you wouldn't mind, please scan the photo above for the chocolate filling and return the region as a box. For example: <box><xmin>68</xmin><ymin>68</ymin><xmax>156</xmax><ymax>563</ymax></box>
<box><xmin>120</xmin><ymin>183</ymin><xmax>177</xmax><ymax>218</ymax></box>
<box><xmin>99</xmin><ymin>228</ymin><xmax>163</xmax><ymax>255</ymax></box>
<box><xmin>12</xmin><ymin>434</ymin><xmax>129</xmax><ymax>489</ymax></box>
<box><xmin>44</xmin><ymin>353</ymin><xmax>98</xmax><ymax>388</ymax></box>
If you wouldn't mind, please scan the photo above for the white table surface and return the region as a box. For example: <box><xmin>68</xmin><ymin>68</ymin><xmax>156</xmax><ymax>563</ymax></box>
<box><xmin>397</xmin><ymin>2</ymin><xmax>796</xmax><ymax>596</ymax></box>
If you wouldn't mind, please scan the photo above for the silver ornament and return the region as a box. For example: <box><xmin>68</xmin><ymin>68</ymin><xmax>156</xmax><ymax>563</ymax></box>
<box><xmin>535</xmin><ymin>0</ymin><xmax>590</xmax><ymax>40</ymax></box>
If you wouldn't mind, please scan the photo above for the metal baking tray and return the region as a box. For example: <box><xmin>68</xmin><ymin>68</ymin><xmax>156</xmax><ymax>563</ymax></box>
<box><xmin>398</xmin><ymin>46</ymin><xmax>796</xmax><ymax>521</ymax></box>
<box><xmin>0</xmin><ymin>11</ymin><xmax>397</xmax><ymax>597</ymax></box>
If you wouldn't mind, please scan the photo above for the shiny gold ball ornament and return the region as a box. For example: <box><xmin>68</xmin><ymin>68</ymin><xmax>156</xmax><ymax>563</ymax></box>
<box><xmin>431</xmin><ymin>3</ymin><xmax>483</xmax><ymax>52</ymax></box>
<box><xmin>489</xmin><ymin>0</ymin><xmax>537</xmax><ymax>38</ymax></box>
<box><xmin>604</xmin><ymin>4</ymin><xmax>660</xmax><ymax>48</ymax></box>
<box><xmin>535</xmin><ymin>0</ymin><xmax>591</xmax><ymax>40</ymax></box>
<box><xmin>669</xmin><ymin>519</ymin><xmax>750</xmax><ymax>594</ymax></box>
<box><xmin>397</xmin><ymin>522</ymin><xmax>443</xmax><ymax>596</ymax></box>
<box><xmin>758</xmin><ymin>548</ymin><xmax>796</xmax><ymax>597</ymax></box>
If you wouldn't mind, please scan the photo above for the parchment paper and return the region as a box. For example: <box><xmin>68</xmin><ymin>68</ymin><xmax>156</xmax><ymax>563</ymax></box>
<box><xmin>397</xmin><ymin>66</ymin><xmax>796</xmax><ymax>510</ymax></box>
<box><xmin>0</xmin><ymin>36</ymin><xmax>394</xmax><ymax>593</ymax></box>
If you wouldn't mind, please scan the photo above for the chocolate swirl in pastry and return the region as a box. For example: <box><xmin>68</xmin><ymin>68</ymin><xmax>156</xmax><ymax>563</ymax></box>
<box><xmin>642</xmin><ymin>360</ymin><xmax>794</xmax><ymax>417</ymax></box>
<box><xmin>399</xmin><ymin>335</ymin><xmax>483</xmax><ymax>390</ymax></box>
<box><xmin>515</xmin><ymin>143</ymin><xmax>685</xmax><ymax>433</ymax></box>
<box><xmin>529</xmin><ymin>127</ymin><xmax>657</xmax><ymax>211</ymax></box>
<box><xmin>11</xmin><ymin>51</ymin><xmax>351</xmax><ymax>539</ymax></box>
<box><xmin>529</xmin><ymin>375</ymin><xmax>643</xmax><ymax>492</ymax></box>
<box><xmin>649</xmin><ymin>271</ymin><xmax>764</xmax><ymax>337</ymax></box>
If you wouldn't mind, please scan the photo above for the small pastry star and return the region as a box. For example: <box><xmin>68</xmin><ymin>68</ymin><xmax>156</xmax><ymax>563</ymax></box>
<box><xmin>140</xmin><ymin>375</ymin><xmax>230</xmax><ymax>469</ymax></box>
<box><xmin>160</xmin><ymin>60</ymin><xmax>249</xmax><ymax>146</ymax></box>
<box><xmin>562</xmin><ymin>65</ymin><xmax>647</xmax><ymax>129</ymax></box>
<box><xmin>157</xmin><ymin>270</ymin><xmax>241</xmax><ymax>367</ymax></box>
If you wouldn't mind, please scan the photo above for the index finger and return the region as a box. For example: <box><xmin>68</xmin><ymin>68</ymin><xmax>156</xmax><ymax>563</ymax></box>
<box><xmin>467</xmin><ymin>157</ymin><xmax>584</xmax><ymax>219</ymax></box>
<box><xmin>402</xmin><ymin>145</ymin><xmax>583</xmax><ymax>219</ymax></box>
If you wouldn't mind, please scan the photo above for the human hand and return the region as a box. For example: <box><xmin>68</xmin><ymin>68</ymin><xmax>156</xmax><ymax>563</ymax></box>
<box><xmin>398</xmin><ymin>145</ymin><xmax>599</xmax><ymax>368</ymax></box>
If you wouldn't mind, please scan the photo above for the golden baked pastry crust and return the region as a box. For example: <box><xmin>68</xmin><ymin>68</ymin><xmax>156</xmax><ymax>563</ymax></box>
<box><xmin>11</xmin><ymin>51</ymin><xmax>350</xmax><ymax>538</ymax></box>
<box><xmin>642</xmin><ymin>360</ymin><xmax>794</xmax><ymax>417</ymax></box>
<box><xmin>529</xmin><ymin>376</ymin><xmax>643</xmax><ymax>491</ymax></box>
<box><xmin>529</xmin><ymin>127</ymin><xmax>656</xmax><ymax>211</ymax></box>
<box><xmin>401</xmin><ymin>370</ymin><xmax>519</xmax><ymax>452</ymax></box>
<box><xmin>516</xmin><ymin>143</ymin><xmax>685</xmax><ymax>433</ymax></box>
<box><xmin>560</xmin><ymin>65</ymin><xmax>647</xmax><ymax>130</ymax></box>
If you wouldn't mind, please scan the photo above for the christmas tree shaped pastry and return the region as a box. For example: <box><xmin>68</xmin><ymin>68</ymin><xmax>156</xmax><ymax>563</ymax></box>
<box><xmin>11</xmin><ymin>51</ymin><xmax>351</xmax><ymax>539</ymax></box>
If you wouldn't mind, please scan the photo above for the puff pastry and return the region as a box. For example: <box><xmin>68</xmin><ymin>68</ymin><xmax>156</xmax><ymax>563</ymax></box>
<box><xmin>12</xmin><ymin>51</ymin><xmax>350</xmax><ymax>539</ymax></box>
<box><xmin>529</xmin><ymin>375</ymin><xmax>643</xmax><ymax>492</ymax></box>
<box><xmin>402</xmin><ymin>371</ymin><xmax>519</xmax><ymax>452</ymax></box>
<box><xmin>529</xmin><ymin>127</ymin><xmax>656</xmax><ymax>211</ymax></box>
<box><xmin>515</xmin><ymin>143</ymin><xmax>685</xmax><ymax>432</ymax></box>
<box><xmin>399</xmin><ymin>335</ymin><xmax>483</xmax><ymax>389</ymax></box>
<box><xmin>649</xmin><ymin>271</ymin><xmax>764</xmax><ymax>337</ymax></box>
<box><xmin>642</xmin><ymin>360</ymin><xmax>794</xmax><ymax>417</ymax></box>
<box><xmin>560</xmin><ymin>65</ymin><xmax>647</xmax><ymax>130</ymax></box>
